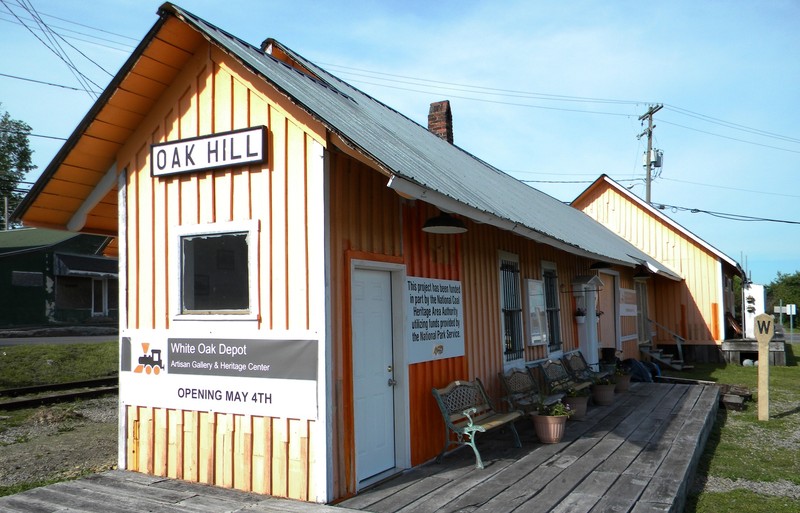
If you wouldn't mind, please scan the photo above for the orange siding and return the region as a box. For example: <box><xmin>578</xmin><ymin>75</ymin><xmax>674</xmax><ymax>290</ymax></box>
<box><xmin>119</xmin><ymin>43</ymin><xmax>324</xmax><ymax>501</ymax></box>
<box><xmin>328</xmin><ymin>151</ymin><xmax>406</xmax><ymax>497</ymax></box>
<box><xmin>577</xmin><ymin>184</ymin><xmax>722</xmax><ymax>345</ymax></box>
<box><xmin>328</xmin><ymin>151</ymin><xmax>597</xmax><ymax>488</ymax></box>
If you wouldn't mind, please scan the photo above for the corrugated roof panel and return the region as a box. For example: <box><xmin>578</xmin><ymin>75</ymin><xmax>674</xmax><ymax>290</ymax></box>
<box><xmin>166</xmin><ymin>4</ymin><xmax>676</xmax><ymax>275</ymax></box>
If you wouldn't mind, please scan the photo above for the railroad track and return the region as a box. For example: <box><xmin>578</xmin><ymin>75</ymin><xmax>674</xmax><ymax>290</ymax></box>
<box><xmin>0</xmin><ymin>376</ymin><xmax>118</xmax><ymax>410</ymax></box>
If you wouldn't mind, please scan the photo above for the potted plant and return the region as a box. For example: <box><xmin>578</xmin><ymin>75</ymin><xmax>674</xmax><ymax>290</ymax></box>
<box><xmin>614</xmin><ymin>365</ymin><xmax>632</xmax><ymax>393</ymax></box>
<box><xmin>591</xmin><ymin>376</ymin><xmax>616</xmax><ymax>406</ymax></box>
<box><xmin>531</xmin><ymin>401</ymin><xmax>572</xmax><ymax>443</ymax></box>
<box><xmin>562</xmin><ymin>387</ymin><xmax>590</xmax><ymax>421</ymax></box>
<box><xmin>574</xmin><ymin>307</ymin><xmax>587</xmax><ymax>324</ymax></box>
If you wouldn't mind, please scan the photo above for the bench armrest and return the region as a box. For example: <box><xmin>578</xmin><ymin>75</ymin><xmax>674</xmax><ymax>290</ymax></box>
<box><xmin>461</xmin><ymin>407</ymin><xmax>478</xmax><ymax>426</ymax></box>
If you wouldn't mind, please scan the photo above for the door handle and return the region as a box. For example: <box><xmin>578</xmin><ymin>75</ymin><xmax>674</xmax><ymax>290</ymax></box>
<box><xmin>387</xmin><ymin>378</ymin><xmax>397</xmax><ymax>387</ymax></box>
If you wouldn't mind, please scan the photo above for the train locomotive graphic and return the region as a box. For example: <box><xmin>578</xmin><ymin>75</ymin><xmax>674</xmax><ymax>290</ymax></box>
<box><xmin>134</xmin><ymin>343</ymin><xmax>164</xmax><ymax>375</ymax></box>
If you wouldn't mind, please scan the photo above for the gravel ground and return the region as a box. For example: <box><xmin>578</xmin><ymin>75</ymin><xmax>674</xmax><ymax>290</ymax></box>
<box><xmin>0</xmin><ymin>396</ymin><xmax>118</xmax><ymax>489</ymax></box>
<box><xmin>693</xmin><ymin>474</ymin><xmax>800</xmax><ymax>500</ymax></box>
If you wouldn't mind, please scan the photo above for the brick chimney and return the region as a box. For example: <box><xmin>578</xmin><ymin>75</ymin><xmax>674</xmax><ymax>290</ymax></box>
<box><xmin>428</xmin><ymin>100</ymin><xmax>453</xmax><ymax>144</ymax></box>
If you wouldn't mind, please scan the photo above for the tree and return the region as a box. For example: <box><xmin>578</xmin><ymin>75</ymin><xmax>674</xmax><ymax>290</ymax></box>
<box><xmin>765</xmin><ymin>270</ymin><xmax>800</xmax><ymax>322</ymax></box>
<box><xmin>0</xmin><ymin>106</ymin><xmax>36</xmax><ymax>228</ymax></box>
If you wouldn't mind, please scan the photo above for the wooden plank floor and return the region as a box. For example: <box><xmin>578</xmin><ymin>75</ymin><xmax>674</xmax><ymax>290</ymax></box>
<box><xmin>0</xmin><ymin>469</ymin><xmax>359</xmax><ymax>513</ymax></box>
<box><xmin>0</xmin><ymin>383</ymin><xmax>717</xmax><ymax>513</ymax></box>
<box><xmin>339</xmin><ymin>382</ymin><xmax>719</xmax><ymax>513</ymax></box>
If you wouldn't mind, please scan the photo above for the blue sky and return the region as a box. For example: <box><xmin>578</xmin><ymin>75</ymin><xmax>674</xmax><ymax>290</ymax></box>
<box><xmin>1</xmin><ymin>0</ymin><xmax>798</xmax><ymax>286</ymax></box>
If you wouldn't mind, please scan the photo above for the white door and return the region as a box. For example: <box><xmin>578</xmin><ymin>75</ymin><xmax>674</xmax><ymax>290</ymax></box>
<box><xmin>352</xmin><ymin>269</ymin><xmax>396</xmax><ymax>481</ymax></box>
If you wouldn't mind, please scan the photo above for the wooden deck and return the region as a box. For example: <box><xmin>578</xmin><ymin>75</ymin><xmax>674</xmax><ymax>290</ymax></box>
<box><xmin>0</xmin><ymin>470</ymin><xmax>358</xmax><ymax>513</ymax></box>
<box><xmin>339</xmin><ymin>382</ymin><xmax>719</xmax><ymax>513</ymax></box>
<box><xmin>0</xmin><ymin>382</ymin><xmax>717</xmax><ymax>513</ymax></box>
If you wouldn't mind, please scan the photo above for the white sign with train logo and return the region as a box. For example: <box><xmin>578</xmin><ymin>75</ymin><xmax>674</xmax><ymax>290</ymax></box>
<box><xmin>120</xmin><ymin>330</ymin><xmax>319</xmax><ymax>419</ymax></box>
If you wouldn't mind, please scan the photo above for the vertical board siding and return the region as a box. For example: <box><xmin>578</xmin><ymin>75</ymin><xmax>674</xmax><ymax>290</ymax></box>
<box><xmin>328</xmin><ymin>151</ymin><xmax>404</xmax><ymax>496</ymax></box>
<box><xmin>120</xmin><ymin>44</ymin><xmax>320</xmax><ymax>501</ymax></box>
<box><xmin>578</xmin><ymin>185</ymin><xmax>724</xmax><ymax>345</ymax></box>
<box><xmin>403</xmin><ymin>202</ymin><xmax>466</xmax><ymax>466</ymax></box>
<box><xmin>328</xmin><ymin>152</ymin><xmax>595</xmax><ymax>483</ymax></box>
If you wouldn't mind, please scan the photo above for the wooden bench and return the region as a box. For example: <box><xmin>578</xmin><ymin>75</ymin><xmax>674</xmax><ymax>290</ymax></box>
<box><xmin>432</xmin><ymin>379</ymin><xmax>523</xmax><ymax>469</ymax></box>
<box><xmin>536</xmin><ymin>359</ymin><xmax>592</xmax><ymax>395</ymax></box>
<box><xmin>563</xmin><ymin>350</ymin><xmax>611</xmax><ymax>384</ymax></box>
<box><xmin>498</xmin><ymin>367</ymin><xmax>564</xmax><ymax>413</ymax></box>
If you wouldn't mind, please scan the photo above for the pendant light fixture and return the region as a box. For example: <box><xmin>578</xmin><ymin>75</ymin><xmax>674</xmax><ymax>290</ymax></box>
<box><xmin>422</xmin><ymin>211</ymin><xmax>467</xmax><ymax>234</ymax></box>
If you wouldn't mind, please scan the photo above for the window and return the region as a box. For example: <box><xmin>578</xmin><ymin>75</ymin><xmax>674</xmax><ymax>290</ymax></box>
<box><xmin>56</xmin><ymin>276</ymin><xmax>92</xmax><ymax>309</ymax></box>
<box><xmin>174</xmin><ymin>221</ymin><xmax>257</xmax><ymax>318</ymax></box>
<box><xmin>525</xmin><ymin>279</ymin><xmax>548</xmax><ymax>346</ymax></box>
<box><xmin>12</xmin><ymin>271</ymin><xmax>43</xmax><ymax>287</ymax></box>
<box><xmin>543</xmin><ymin>266</ymin><xmax>562</xmax><ymax>352</ymax></box>
<box><xmin>500</xmin><ymin>253</ymin><xmax>523</xmax><ymax>364</ymax></box>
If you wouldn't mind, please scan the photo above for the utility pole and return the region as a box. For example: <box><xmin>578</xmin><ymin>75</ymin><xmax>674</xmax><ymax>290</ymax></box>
<box><xmin>638</xmin><ymin>104</ymin><xmax>663</xmax><ymax>204</ymax></box>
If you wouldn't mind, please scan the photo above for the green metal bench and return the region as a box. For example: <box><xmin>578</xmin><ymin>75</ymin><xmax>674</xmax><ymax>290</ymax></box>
<box><xmin>498</xmin><ymin>367</ymin><xmax>564</xmax><ymax>413</ymax></box>
<box><xmin>537</xmin><ymin>359</ymin><xmax>592</xmax><ymax>395</ymax></box>
<box><xmin>563</xmin><ymin>350</ymin><xmax>611</xmax><ymax>384</ymax></box>
<box><xmin>432</xmin><ymin>379</ymin><xmax>523</xmax><ymax>469</ymax></box>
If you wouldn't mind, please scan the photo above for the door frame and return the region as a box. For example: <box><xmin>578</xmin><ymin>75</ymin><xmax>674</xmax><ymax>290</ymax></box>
<box><xmin>598</xmin><ymin>270</ymin><xmax>622</xmax><ymax>351</ymax></box>
<box><xmin>350</xmin><ymin>259</ymin><xmax>410</xmax><ymax>488</ymax></box>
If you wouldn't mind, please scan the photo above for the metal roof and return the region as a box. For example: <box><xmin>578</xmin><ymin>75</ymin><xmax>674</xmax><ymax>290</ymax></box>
<box><xmin>163</xmin><ymin>4</ymin><xmax>678</xmax><ymax>278</ymax></box>
<box><xmin>0</xmin><ymin>228</ymin><xmax>76</xmax><ymax>251</ymax></box>
<box><xmin>15</xmin><ymin>3</ymin><xmax>679</xmax><ymax>279</ymax></box>
<box><xmin>55</xmin><ymin>253</ymin><xmax>118</xmax><ymax>278</ymax></box>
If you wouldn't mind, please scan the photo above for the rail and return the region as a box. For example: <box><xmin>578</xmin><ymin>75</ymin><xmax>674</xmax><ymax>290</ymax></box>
<box><xmin>647</xmin><ymin>318</ymin><xmax>686</xmax><ymax>362</ymax></box>
<box><xmin>0</xmin><ymin>376</ymin><xmax>118</xmax><ymax>410</ymax></box>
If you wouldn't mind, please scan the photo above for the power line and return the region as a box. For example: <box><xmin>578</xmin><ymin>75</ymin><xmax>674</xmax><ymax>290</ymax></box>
<box><xmin>0</xmin><ymin>13</ymin><xmax>134</xmax><ymax>51</ymax></box>
<box><xmin>654</xmin><ymin>202</ymin><xmax>800</xmax><ymax>225</ymax></box>
<box><xmin>663</xmin><ymin>104</ymin><xmax>800</xmax><ymax>145</ymax></box>
<box><xmin>17</xmin><ymin>0</ymin><xmax>111</xmax><ymax>83</ymax></box>
<box><xmin>0</xmin><ymin>0</ymin><xmax>99</xmax><ymax>97</ymax></box>
<box><xmin>316</xmin><ymin>61</ymin><xmax>798</xmax><ymax>149</ymax></box>
<box><xmin>321</xmin><ymin>62</ymin><xmax>645</xmax><ymax>106</ymax></box>
<box><xmin>34</xmin><ymin>8</ymin><xmax>138</xmax><ymax>42</ymax></box>
<box><xmin>658</xmin><ymin>118</ymin><xmax>800</xmax><ymax>154</ymax></box>
<box><xmin>0</xmin><ymin>128</ymin><xmax>67</xmax><ymax>141</ymax></box>
<box><xmin>520</xmin><ymin>177</ymin><xmax>643</xmax><ymax>185</ymax></box>
<box><xmin>0</xmin><ymin>71</ymin><xmax>101</xmax><ymax>93</ymax></box>
<box><xmin>344</xmin><ymin>77</ymin><xmax>636</xmax><ymax>118</ymax></box>
<box><xmin>661</xmin><ymin>177</ymin><xmax>800</xmax><ymax>199</ymax></box>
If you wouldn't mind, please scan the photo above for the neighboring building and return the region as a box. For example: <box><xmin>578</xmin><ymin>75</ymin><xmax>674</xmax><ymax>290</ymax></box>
<box><xmin>572</xmin><ymin>175</ymin><xmax>744</xmax><ymax>361</ymax></box>
<box><xmin>14</xmin><ymin>4</ymin><xmax>681</xmax><ymax>503</ymax></box>
<box><xmin>0</xmin><ymin>228</ymin><xmax>117</xmax><ymax>326</ymax></box>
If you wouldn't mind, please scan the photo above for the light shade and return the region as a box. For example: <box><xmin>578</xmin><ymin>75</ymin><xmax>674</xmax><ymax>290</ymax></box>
<box><xmin>422</xmin><ymin>212</ymin><xmax>467</xmax><ymax>234</ymax></box>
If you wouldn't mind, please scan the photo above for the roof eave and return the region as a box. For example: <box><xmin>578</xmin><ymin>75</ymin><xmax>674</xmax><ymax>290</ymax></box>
<box><xmin>13</xmin><ymin>10</ymin><xmax>173</xmax><ymax>224</ymax></box>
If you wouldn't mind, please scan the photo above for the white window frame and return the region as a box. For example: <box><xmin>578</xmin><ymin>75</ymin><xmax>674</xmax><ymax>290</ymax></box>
<box><xmin>171</xmin><ymin>220</ymin><xmax>259</xmax><ymax>322</ymax></box>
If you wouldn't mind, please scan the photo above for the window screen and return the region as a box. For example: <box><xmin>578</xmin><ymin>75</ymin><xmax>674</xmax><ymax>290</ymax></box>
<box><xmin>181</xmin><ymin>232</ymin><xmax>249</xmax><ymax>313</ymax></box>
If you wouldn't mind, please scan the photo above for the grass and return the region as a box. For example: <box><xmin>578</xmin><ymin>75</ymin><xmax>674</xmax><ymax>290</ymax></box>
<box><xmin>0</xmin><ymin>341</ymin><xmax>117</xmax><ymax>389</ymax></box>
<box><xmin>662</xmin><ymin>343</ymin><xmax>800</xmax><ymax>512</ymax></box>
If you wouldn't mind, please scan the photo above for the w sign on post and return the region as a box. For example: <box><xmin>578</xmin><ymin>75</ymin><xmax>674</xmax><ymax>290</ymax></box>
<box><xmin>754</xmin><ymin>313</ymin><xmax>774</xmax><ymax>421</ymax></box>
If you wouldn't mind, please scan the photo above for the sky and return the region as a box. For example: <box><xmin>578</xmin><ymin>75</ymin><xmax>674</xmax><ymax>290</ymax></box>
<box><xmin>1</xmin><ymin>0</ymin><xmax>798</xmax><ymax>286</ymax></box>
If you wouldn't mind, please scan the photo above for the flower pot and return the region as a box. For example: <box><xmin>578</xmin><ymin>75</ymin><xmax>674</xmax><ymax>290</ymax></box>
<box><xmin>563</xmin><ymin>394</ymin><xmax>589</xmax><ymax>421</ymax></box>
<box><xmin>615</xmin><ymin>373</ymin><xmax>632</xmax><ymax>392</ymax></box>
<box><xmin>531</xmin><ymin>413</ymin><xmax>568</xmax><ymax>443</ymax></box>
<box><xmin>575</xmin><ymin>315</ymin><xmax>586</xmax><ymax>324</ymax></box>
<box><xmin>592</xmin><ymin>383</ymin><xmax>616</xmax><ymax>406</ymax></box>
